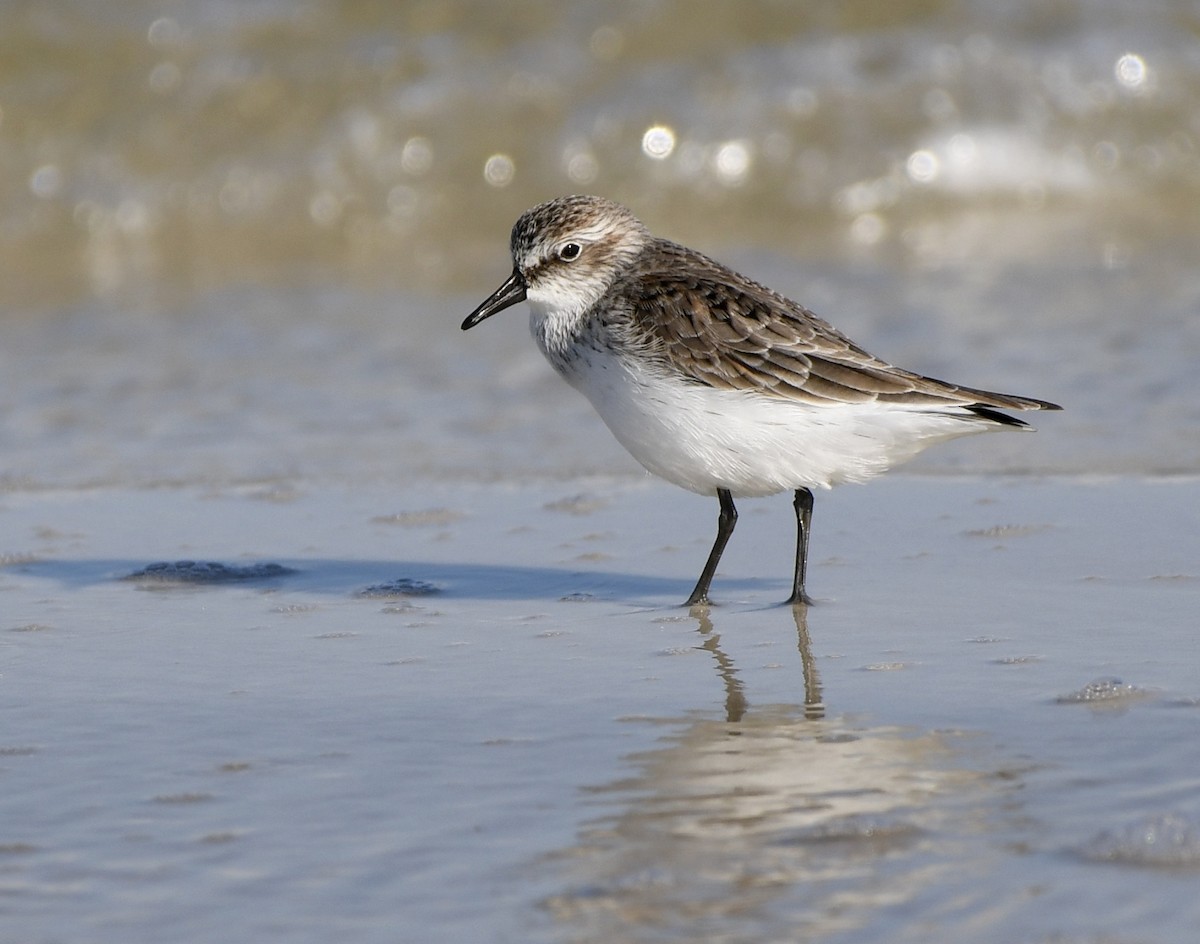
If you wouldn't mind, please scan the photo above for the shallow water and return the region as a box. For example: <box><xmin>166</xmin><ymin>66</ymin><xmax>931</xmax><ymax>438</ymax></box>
<box><xmin>3</xmin><ymin>479</ymin><xmax>1200</xmax><ymax>942</ymax></box>
<box><xmin>3</xmin><ymin>4</ymin><xmax>1200</xmax><ymax>941</ymax></box>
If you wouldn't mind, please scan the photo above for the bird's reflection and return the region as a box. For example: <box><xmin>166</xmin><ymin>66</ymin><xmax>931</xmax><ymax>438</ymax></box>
<box><xmin>539</xmin><ymin>603</ymin><xmax>1000</xmax><ymax>940</ymax></box>
<box><xmin>691</xmin><ymin>603</ymin><xmax>824</xmax><ymax>722</ymax></box>
<box><xmin>792</xmin><ymin>604</ymin><xmax>825</xmax><ymax>721</ymax></box>
<box><xmin>691</xmin><ymin>607</ymin><xmax>749</xmax><ymax>722</ymax></box>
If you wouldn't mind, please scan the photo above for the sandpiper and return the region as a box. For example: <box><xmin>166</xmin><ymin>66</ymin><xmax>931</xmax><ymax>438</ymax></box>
<box><xmin>463</xmin><ymin>195</ymin><xmax>1059</xmax><ymax>606</ymax></box>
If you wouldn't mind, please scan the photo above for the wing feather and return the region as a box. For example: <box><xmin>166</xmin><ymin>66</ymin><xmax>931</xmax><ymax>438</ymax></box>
<box><xmin>624</xmin><ymin>239</ymin><xmax>1060</xmax><ymax>416</ymax></box>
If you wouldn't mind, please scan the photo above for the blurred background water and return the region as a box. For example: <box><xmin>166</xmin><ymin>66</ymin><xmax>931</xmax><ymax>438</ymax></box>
<box><xmin>2</xmin><ymin>0</ymin><xmax>1198</xmax><ymax>485</ymax></box>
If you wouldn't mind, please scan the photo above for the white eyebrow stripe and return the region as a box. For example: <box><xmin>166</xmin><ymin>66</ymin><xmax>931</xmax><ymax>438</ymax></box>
<box><xmin>568</xmin><ymin>221</ymin><xmax>614</xmax><ymax>243</ymax></box>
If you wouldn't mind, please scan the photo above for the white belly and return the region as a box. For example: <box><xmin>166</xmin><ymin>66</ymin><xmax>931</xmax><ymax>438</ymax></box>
<box><xmin>551</xmin><ymin>345</ymin><xmax>996</xmax><ymax>497</ymax></box>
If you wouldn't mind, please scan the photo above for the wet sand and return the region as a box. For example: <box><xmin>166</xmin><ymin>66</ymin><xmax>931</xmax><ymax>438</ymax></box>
<box><xmin>2</xmin><ymin>476</ymin><xmax>1198</xmax><ymax>942</ymax></box>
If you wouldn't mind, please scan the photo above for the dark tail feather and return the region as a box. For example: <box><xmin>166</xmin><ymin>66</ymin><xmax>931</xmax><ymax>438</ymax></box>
<box><xmin>968</xmin><ymin>405</ymin><xmax>1036</xmax><ymax>428</ymax></box>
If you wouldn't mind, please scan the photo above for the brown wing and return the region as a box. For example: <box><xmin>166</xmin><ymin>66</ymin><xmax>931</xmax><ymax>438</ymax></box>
<box><xmin>625</xmin><ymin>240</ymin><xmax>1060</xmax><ymax>416</ymax></box>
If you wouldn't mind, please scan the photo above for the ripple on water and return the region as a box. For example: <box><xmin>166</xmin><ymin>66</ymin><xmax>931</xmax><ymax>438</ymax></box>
<box><xmin>1054</xmin><ymin>677</ymin><xmax>1150</xmax><ymax>706</ymax></box>
<box><xmin>1079</xmin><ymin>813</ymin><xmax>1200</xmax><ymax>870</ymax></box>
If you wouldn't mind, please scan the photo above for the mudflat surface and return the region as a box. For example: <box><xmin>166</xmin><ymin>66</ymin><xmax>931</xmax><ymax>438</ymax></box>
<box><xmin>3</xmin><ymin>477</ymin><xmax>1198</xmax><ymax>943</ymax></box>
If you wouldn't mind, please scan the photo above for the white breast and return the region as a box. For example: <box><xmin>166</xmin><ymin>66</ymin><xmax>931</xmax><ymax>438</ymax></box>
<box><xmin>542</xmin><ymin>341</ymin><xmax>998</xmax><ymax>497</ymax></box>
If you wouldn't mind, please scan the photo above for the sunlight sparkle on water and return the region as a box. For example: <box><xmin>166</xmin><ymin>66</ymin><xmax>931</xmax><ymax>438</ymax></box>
<box><xmin>1114</xmin><ymin>53</ymin><xmax>1148</xmax><ymax>91</ymax></box>
<box><xmin>484</xmin><ymin>154</ymin><xmax>515</xmax><ymax>187</ymax></box>
<box><xmin>641</xmin><ymin>125</ymin><xmax>676</xmax><ymax>160</ymax></box>
<box><xmin>906</xmin><ymin>149</ymin><xmax>939</xmax><ymax>184</ymax></box>
<box><xmin>713</xmin><ymin>140</ymin><xmax>752</xmax><ymax>185</ymax></box>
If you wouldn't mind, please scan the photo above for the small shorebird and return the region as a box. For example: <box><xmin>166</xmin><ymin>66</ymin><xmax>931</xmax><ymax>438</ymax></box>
<box><xmin>463</xmin><ymin>195</ymin><xmax>1059</xmax><ymax>606</ymax></box>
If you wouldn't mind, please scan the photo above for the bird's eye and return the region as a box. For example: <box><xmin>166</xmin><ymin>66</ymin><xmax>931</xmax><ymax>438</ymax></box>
<box><xmin>558</xmin><ymin>242</ymin><xmax>582</xmax><ymax>262</ymax></box>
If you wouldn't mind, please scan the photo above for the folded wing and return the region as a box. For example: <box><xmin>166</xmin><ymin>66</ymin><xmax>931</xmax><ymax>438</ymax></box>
<box><xmin>627</xmin><ymin>241</ymin><xmax>1060</xmax><ymax>421</ymax></box>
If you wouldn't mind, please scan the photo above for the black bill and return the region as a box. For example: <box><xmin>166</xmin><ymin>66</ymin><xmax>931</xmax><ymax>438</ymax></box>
<box><xmin>461</xmin><ymin>268</ymin><xmax>527</xmax><ymax>330</ymax></box>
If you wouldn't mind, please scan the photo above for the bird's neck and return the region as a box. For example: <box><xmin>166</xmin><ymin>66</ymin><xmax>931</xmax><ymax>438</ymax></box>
<box><xmin>528</xmin><ymin>299</ymin><xmax>593</xmax><ymax>366</ymax></box>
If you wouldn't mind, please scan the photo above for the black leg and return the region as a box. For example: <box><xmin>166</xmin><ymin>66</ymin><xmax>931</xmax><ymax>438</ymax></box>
<box><xmin>685</xmin><ymin>488</ymin><xmax>737</xmax><ymax>606</ymax></box>
<box><xmin>787</xmin><ymin>487</ymin><xmax>815</xmax><ymax>606</ymax></box>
